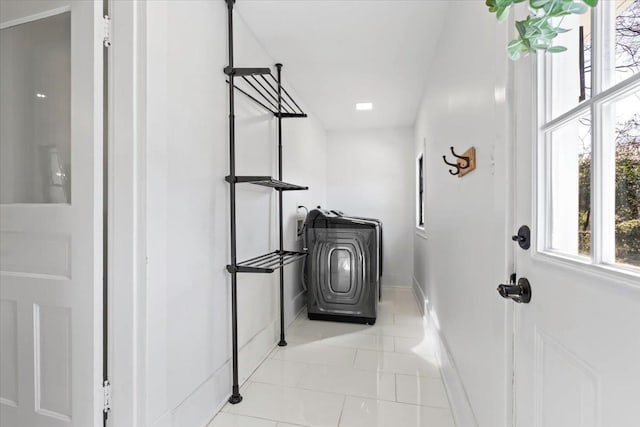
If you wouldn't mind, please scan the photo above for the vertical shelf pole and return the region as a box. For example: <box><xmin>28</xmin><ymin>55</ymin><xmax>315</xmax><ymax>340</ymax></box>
<box><xmin>276</xmin><ymin>63</ymin><xmax>287</xmax><ymax>347</ymax></box>
<box><xmin>226</xmin><ymin>0</ymin><xmax>243</xmax><ymax>405</ymax></box>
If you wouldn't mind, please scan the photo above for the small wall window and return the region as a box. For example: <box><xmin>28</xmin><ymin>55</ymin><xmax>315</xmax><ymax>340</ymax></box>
<box><xmin>417</xmin><ymin>153</ymin><xmax>425</xmax><ymax>229</ymax></box>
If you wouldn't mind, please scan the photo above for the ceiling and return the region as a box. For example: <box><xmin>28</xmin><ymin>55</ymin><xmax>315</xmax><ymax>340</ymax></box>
<box><xmin>237</xmin><ymin>0</ymin><xmax>450</xmax><ymax>131</ymax></box>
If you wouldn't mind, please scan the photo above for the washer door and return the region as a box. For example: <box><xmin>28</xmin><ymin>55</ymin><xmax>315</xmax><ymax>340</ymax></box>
<box><xmin>309</xmin><ymin>228</ymin><xmax>376</xmax><ymax>316</ymax></box>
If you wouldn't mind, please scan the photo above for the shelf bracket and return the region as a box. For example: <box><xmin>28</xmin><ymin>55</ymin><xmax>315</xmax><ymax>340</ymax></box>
<box><xmin>274</xmin><ymin>112</ymin><xmax>308</xmax><ymax>119</ymax></box>
<box><xmin>223</xmin><ymin>66</ymin><xmax>271</xmax><ymax>77</ymax></box>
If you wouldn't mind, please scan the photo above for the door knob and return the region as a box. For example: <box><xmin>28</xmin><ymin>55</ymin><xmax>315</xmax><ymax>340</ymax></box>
<box><xmin>497</xmin><ymin>277</ymin><xmax>532</xmax><ymax>303</ymax></box>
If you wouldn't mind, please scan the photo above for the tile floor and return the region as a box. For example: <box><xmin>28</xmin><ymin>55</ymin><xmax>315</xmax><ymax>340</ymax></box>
<box><xmin>208</xmin><ymin>287</ymin><xmax>455</xmax><ymax>427</ymax></box>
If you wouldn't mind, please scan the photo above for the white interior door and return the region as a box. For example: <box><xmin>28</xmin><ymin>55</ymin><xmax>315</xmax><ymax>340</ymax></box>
<box><xmin>0</xmin><ymin>1</ymin><xmax>103</xmax><ymax>426</ymax></box>
<box><xmin>510</xmin><ymin>3</ymin><xmax>640</xmax><ymax>426</ymax></box>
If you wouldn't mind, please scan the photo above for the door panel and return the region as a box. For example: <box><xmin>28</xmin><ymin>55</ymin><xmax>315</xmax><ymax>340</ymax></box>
<box><xmin>0</xmin><ymin>232</ymin><xmax>72</xmax><ymax>278</ymax></box>
<box><xmin>0</xmin><ymin>299</ymin><xmax>18</xmax><ymax>407</ymax></box>
<box><xmin>0</xmin><ymin>1</ymin><xmax>103</xmax><ymax>426</ymax></box>
<box><xmin>35</xmin><ymin>304</ymin><xmax>73</xmax><ymax>421</ymax></box>
<box><xmin>535</xmin><ymin>330</ymin><xmax>599</xmax><ymax>427</ymax></box>
<box><xmin>512</xmin><ymin>46</ymin><xmax>640</xmax><ymax>427</ymax></box>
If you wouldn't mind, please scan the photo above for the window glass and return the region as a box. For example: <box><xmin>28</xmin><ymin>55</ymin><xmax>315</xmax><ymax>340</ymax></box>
<box><xmin>417</xmin><ymin>154</ymin><xmax>424</xmax><ymax>228</ymax></box>
<box><xmin>611</xmin><ymin>89</ymin><xmax>640</xmax><ymax>266</ymax></box>
<box><xmin>611</xmin><ymin>0</ymin><xmax>640</xmax><ymax>87</ymax></box>
<box><xmin>549</xmin><ymin>9</ymin><xmax>593</xmax><ymax>118</ymax></box>
<box><xmin>542</xmin><ymin>3</ymin><xmax>640</xmax><ymax>272</ymax></box>
<box><xmin>548</xmin><ymin>113</ymin><xmax>592</xmax><ymax>257</ymax></box>
<box><xmin>0</xmin><ymin>13</ymin><xmax>71</xmax><ymax>204</ymax></box>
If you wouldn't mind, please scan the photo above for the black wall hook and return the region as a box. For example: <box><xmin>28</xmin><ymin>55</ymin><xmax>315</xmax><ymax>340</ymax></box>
<box><xmin>442</xmin><ymin>156</ymin><xmax>461</xmax><ymax>175</ymax></box>
<box><xmin>443</xmin><ymin>146</ymin><xmax>473</xmax><ymax>176</ymax></box>
<box><xmin>449</xmin><ymin>146</ymin><xmax>470</xmax><ymax>169</ymax></box>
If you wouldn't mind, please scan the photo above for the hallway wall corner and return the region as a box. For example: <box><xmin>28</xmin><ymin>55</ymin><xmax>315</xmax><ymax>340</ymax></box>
<box><xmin>411</xmin><ymin>277</ymin><xmax>479</xmax><ymax>427</ymax></box>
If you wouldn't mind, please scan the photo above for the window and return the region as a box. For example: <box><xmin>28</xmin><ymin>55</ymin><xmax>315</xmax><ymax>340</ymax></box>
<box><xmin>417</xmin><ymin>153</ymin><xmax>425</xmax><ymax>229</ymax></box>
<box><xmin>540</xmin><ymin>0</ymin><xmax>640</xmax><ymax>270</ymax></box>
<box><xmin>0</xmin><ymin>12</ymin><xmax>71</xmax><ymax>204</ymax></box>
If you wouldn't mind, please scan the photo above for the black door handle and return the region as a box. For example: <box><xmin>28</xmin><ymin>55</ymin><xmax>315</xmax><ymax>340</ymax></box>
<box><xmin>497</xmin><ymin>277</ymin><xmax>532</xmax><ymax>304</ymax></box>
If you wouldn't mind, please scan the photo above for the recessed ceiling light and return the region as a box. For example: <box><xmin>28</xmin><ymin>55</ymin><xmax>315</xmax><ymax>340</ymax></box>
<box><xmin>36</xmin><ymin>93</ymin><xmax>47</xmax><ymax>98</ymax></box>
<box><xmin>356</xmin><ymin>102</ymin><xmax>373</xmax><ymax>111</ymax></box>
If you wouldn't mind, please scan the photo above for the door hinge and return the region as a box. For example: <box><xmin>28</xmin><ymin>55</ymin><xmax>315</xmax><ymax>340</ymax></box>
<box><xmin>103</xmin><ymin>15</ymin><xmax>112</xmax><ymax>48</ymax></box>
<box><xmin>103</xmin><ymin>380</ymin><xmax>112</xmax><ymax>413</ymax></box>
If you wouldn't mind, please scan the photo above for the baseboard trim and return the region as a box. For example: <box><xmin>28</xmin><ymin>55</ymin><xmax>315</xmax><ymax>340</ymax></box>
<box><xmin>202</xmin><ymin>299</ymin><xmax>308</xmax><ymax>427</ymax></box>
<box><xmin>148</xmin><ymin>319</ymin><xmax>281</xmax><ymax>427</ymax></box>
<box><xmin>381</xmin><ymin>272</ymin><xmax>412</xmax><ymax>288</ymax></box>
<box><xmin>289</xmin><ymin>289</ymin><xmax>306</xmax><ymax>325</ymax></box>
<box><xmin>412</xmin><ymin>277</ymin><xmax>479</xmax><ymax>427</ymax></box>
<box><xmin>411</xmin><ymin>277</ymin><xmax>428</xmax><ymax>316</ymax></box>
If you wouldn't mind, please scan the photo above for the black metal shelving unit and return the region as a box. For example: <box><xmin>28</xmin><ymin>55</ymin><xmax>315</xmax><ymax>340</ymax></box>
<box><xmin>224</xmin><ymin>0</ymin><xmax>308</xmax><ymax>405</ymax></box>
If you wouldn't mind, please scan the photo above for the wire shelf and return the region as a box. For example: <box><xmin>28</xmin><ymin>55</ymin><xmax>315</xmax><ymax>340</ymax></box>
<box><xmin>226</xmin><ymin>176</ymin><xmax>308</xmax><ymax>191</ymax></box>
<box><xmin>229</xmin><ymin>250</ymin><xmax>308</xmax><ymax>274</ymax></box>
<box><xmin>225</xmin><ymin>67</ymin><xmax>307</xmax><ymax>118</ymax></box>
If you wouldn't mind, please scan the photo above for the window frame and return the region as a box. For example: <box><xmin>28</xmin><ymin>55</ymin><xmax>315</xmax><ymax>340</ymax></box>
<box><xmin>537</xmin><ymin>1</ymin><xmax>640</xmax><ymax>276</ymax></box>
<box><xmin>416</xmin><ymin>151</ymin><xmax>426</xmax><ymax>236</ymax></box>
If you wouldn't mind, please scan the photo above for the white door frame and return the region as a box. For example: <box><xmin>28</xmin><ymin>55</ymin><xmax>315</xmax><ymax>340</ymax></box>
<box><xmin>504</xmin><ymin>5</ymin><xmax>548</xmax><ymax>426</ymax></box>
<box><xmin>107</xmin><ymin>1</ymin><xmax>147</xmax><ymax>425</ymax></box>
<box><xmin>104</xmin><ymin>4</ymin><xmax>528</xmax><ymax>427</ymax></box>
<box><xmin>500</xmin><ymin>10</ymin><xmax>519</xmax><ymax>427</ymax></box>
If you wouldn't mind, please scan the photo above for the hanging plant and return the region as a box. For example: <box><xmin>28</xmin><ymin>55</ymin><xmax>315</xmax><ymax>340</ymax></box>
<box><xmin>486</xmin><ymin>0</ymin><xmax>599</xmax><ymax>60</ymax></box>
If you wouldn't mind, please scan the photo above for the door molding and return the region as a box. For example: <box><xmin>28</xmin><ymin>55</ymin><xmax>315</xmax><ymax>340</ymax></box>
<box><xmin>108</xmin><ymin>1</ymin><xmax>147</xmax><ymax>425</ymax></box>
<box><xmin>103</xmin><ymin>0</ymin><xmax>110</xmax><ymax>423</ymax></box>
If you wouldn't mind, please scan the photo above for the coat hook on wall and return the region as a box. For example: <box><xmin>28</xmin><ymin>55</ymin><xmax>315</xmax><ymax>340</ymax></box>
<box><xmin>442</xmin><ymin>154</ymin><xmax>461</xmax><ymax>176</ymax></box>
<box><xmin>442</xmin><ymin>146</ymin><xmax>476</xmax><ymax>177</ymax></box>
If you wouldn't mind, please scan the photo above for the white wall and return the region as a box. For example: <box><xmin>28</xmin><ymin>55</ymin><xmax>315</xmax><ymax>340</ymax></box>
<box><xmin>412</xmin><ymin>3</ymin><xmax>512</xmax><ymax>427</ymax></box>
<box><xmin>281</xmin><ymin>118</ymin><xmax>328</xmax><ymax>316</ymax></box>
<box><xmin>327</xmin><ymin>127</ymin><xmax>414</xmax><ymax>288</ymax></box>
<box><xmin>140</xmin><ymin>2</ymin><xmax>328</xmax><ymax>426</ymax></box>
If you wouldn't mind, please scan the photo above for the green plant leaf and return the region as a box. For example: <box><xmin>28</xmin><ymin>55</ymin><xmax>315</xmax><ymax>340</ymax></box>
<box><xmin>507</xmin><ymin>44</ymin><xmax>524</xmax><ymax>60</ymax></box>
<box><xmin>491</xmin><ymin>0</ymin><xmax>598</xmax><ymax>60</ymax></box>
<box><xmin>508</xmin><ymin>39</ymin><xmax>523</xmax><ymax>49</ymax></box>
<box><xmin>497</xmin><ymin>6</ymin><xmax>510</xmax><ymax>21</ymax></box>
<box><xmin>547</xmin><ymin>45</ymin><xmax>568</xmax><ymax>53</ymax></box>
<box><xmin>516</xmin><ymin>20</ymin><xmax>527</xmax><ymax>37</ymax></box>
<box><xmin>564</xmin><ymin>2</ymin><xmax>588</xmax><ymax>14</ymax></box>
<box><xmin>530</xmin><ymin>0</ymin><xmax>552</xmax><ymax>9</ymax></box>
<box><xmin>508</xmin><ymin>51</ymin><xmax>522</xmax><ymax>60</ymax></box>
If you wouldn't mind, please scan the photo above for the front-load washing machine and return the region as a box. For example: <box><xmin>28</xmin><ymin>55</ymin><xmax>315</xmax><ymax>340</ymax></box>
<box><xmin>303</xmin><ymin>209</ymin><xmax>382</xmax><ymax>324</ymax></box>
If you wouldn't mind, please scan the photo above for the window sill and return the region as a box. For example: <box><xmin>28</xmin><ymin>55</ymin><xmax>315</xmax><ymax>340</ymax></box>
<box><xmin>533</xmin><ymin>250</ymin><xmax>640</xmax><ymax>289</ymax></box>
<box><xmin>415</xmin><ymin>227</ymin><xmax>428</xmax><ymax>240</ymax></box>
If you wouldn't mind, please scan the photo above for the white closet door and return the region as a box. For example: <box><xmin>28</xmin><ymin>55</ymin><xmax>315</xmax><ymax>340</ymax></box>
<box><xmin>0</xmin><ymin>1</ymin><xmax>103</xmax><ymax>426</ymax></box>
